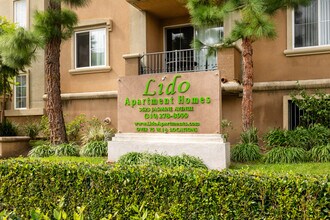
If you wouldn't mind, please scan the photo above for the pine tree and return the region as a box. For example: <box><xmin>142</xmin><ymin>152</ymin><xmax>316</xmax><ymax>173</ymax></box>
<box><xmin>0</xmin><ymin>17</ymin><xmax>38</xmax><ymax>123</ymax></box>
<box><xmin>187</xmin><ymin>0</ymin><xmax>311</xmax><ymax>131</ymax></box>
<box><xmin>34</xmin><ymin>0</ymin><xmax>90</xmax><ymax>144</ymax></box>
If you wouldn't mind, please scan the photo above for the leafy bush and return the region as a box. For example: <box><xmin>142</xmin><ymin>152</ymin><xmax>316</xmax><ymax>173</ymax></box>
<box><xmin>310</xmin><ymin>144</ymin><xmax>330</xmax><ymax>162</ymax></box>
<box><xmin>29</xmin><ymin>140</ymin><xmax>51</xmax><ymax>148</ymax></box>
<box><xmin>231</xmin><ymin>143</ymin><xmax>262</xmax><ymax>162</ymax></box>
<box><xmin>117</xmin><ymin>152</ymin><xmax>207</xmax><ymax>169</ymax></box>
<box><xmin>240</xmin><ymin>127</ymin><xmax>258</xmax><ymax>144</ymax></box>
<box><xmin>66</xmin><ymin>114</ymin><xmax>86</xmax><ymax>142</ymax></box>
<box><xmin>263</xmin><ymin>128</ymin><xmax>286</xmax><ymax>148</ymax></box>
<box><xmin>81</xmin><ymin>117</ymin><xmax>115</xmax><ymax>144</ymax></box>
<box><xmin>39</xmin><ymin>115</ymin><xmax>50</xmax><ymax>139</ymax></box>
<box><xmin>80</xmin><ymin>141</ymin><xmax>107</xmax><ymax>157</ymax></box>
<box><xmin>28</xmin><ymin>144</ymin><xmax>55</xmax><ymax>157</ymax></box>
<box><xmin>0</xmin><ymin>160</ymin><xmax>329</xmax><ymax>219</ymax></box>
<box><xmin>54</xmin><ymin>143</ymin><xmax>80</xmax><ymax>157</ymax></box>
<box><xmin>0</xmin><ymin>120</ymin><xmax>18</xmax><ymax>136</ymax></box>
<box><xmin>264</xmin><ymin>147</ymin><xmax>309</xmax><ymax>164</ymax></box>
<box><xmin>264</xmin><ymin>124</ymin><xmax>330</xmax><ymax>150</ymax></box>
<box><xmin>291</xmin><ymin>90</ymin><xmax>330</xmax><ymax>128</ymax></box>
<box><xmin>23</xmin><ymin>121</ymin><xmax>41</xmax><ymax>139</ymax></box>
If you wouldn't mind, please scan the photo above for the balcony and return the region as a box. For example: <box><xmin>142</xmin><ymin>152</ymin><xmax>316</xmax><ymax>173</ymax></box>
<box><xmin>139</xmin><ymin>49</ymin><xmax>218</xmax><ymax>75</ymax></box>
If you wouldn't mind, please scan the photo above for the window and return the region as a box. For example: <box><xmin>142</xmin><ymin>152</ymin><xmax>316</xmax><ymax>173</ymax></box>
<box><xmin>13</xmin><ymin>0</ymin><xmax>27</xmax><ymax>28</ymax></box>
<box><xmin>161</xmin><ymin>25</ymin><xmax>223</xmax><ymax>73</ymax></box>
<box><xmin>75</xmin><ymin>28</ymin><xmax>106</xmax><ymax>68</ymax></box>
<box><xmin>14</xmin><ymin>75</ymin><xmax>27</xmax><ymax>109</ymax></box>
<box><xmin>294</xmin><ymin>0</ymin><xmax>330</xmax><ymax>48</ymax></box>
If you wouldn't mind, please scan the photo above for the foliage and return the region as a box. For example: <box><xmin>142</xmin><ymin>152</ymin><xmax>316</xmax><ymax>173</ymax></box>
<box><xmin>117</xmin><ymin>152</ymin><xmax>208</xmax><ymax>169</ymax></box>
<box><xmin>264</xmin><ymin>147</ymin><xmax>309</xmax><ymax>164</ymax></box>
<box><xmin>81</xmin><ymin>117</ymin><xmax>115</xmax><ymax>144</ymax></box>
<box><xmin>230</xmin><ymin>162</ymin><xmax>330</xmax><ymax>175</ymax></box>
<box><xmin>0</xmin><ymin>120</ymin><xmax>18</xmax><ymax>136</ymax></box>
<box><xmin>29</xmin><ymin>140</ymin><xmax>51</xmax><ymax>148</ymax></box>
<box><xmin>54</xmin><ymin>143</ymin><xmax>80</xmax><ymax>157</ymax></box>
<box><xmin>240</xmin><ymin>127</ymin><xmax>258</xmax><ymax>144</ymax></box>
<box><xmin>39</xmin><ymin>115</ymin><xmax>50</xmax><ymax>139</ymax></box>
<box><xmin>231</xmin><ymin>143</ymin><xmax>262</xmax><ymax>162</ymax></box>
<box><xmin>264</xmin><ymin>124</ymin><xmax>330</xmax><ymax>150</ymax></box>
<box><xmin>0</xmin><ymin>159</ymin><xmax>329</xmax><ymax>219</ymax></box>
<box><xmin>28</xmin><ymin>144</ymin><xmax>55</xmax><ymax>157</ymax></box>
<box><xmin>291</xmin><ymin>90</ymin><xmax>330</xmax><ymax>128</ymax></box>
<box><xmin>66</xmin><ymin>114</ymin><xmax>86</xmax><ymax>142</ymax></box>
<box><xmin>80</xmin><ymin>141</ymin><xmax>107</xmax><ymax>157</ymax></box>
<box><xmin>221</xmin><ymin>119</ymin><xmax>233</xmax><ymax>141</ymax></box>
<box><xmin>23</xmin><ymin>121</ymin><xmax>41</xmax><ymax>139</ymax></box>
<box><xmin>263</xmin><ymin>128</ymin><xmax>286</xmax><ymax>148</ymax></box>
<box><xmin>25</xmin><ymin>156</ymin><xmax>106</xmax><ymax>165</ymax></box>
<box><xmin>310</xmin><ymin>145</ymin><xmax>330</xmax><ymax>163</ymax></box>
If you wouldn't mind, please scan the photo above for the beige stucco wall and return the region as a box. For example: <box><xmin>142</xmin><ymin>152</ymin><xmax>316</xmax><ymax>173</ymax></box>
<box><xmin>0</xmin><ymin>0</ymin><xmax>45</xmax><ymax>118</ymax></box>
<box><xmin>253</xmin><ymin>9</ymin><xmax>330</xmax><ymax>82</ymax></box>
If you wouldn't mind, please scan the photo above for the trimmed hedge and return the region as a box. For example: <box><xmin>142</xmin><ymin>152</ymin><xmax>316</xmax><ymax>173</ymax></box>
<box><xmin>0</xmin><ymin>160</ymin><xmax>329</xmax><ymax>219</ymax></box>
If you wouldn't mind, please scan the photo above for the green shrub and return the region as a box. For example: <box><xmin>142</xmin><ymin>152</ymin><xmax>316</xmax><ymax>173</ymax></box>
<box><xmin>264</xmin><ymin>128</ymin><xmax>287</xmax><ymax>148</ymax></box>
<box><xmin>54</xmin><ymin>143</ymin><xmax>80</xmax><ymax>157</ymax></box>
<box><xmin>264</xmin><ymin>147</ymin><xmax>309</xmax><ymax>164</ymax></box>
<box><xmin>117</xmin><ymin>152</ymin><xmax>207</xmax><ymax>169</ymax></box>
<box><xmin>231</xmin><ymin>143</ymin><xmax>262</xmax><ymax>162</ymax></box>
<box><xmin>66</xmin><ymin>114</ymin><xmax>86</xmax><ymax>142</ymax></box>
<box><xmin>240</xmin><ymin>127</ymin><xmax>258</xmax><ymax>144</ymax></box>
<box><xmin>264</xmin><ymin>124</ymin><xmax>330</xmax><ymax>150</ymax></box>
<box><xmin>29</xmin><ymin>140</ymin><xmax>51</xmax><ymax>148</ymax></box>
<box><xmin>80</xmin><ymin>141</ymin><xmax>107</xmax><ymax>157</ymax></box>
<box><xmin>81</xmin><ymin>117</ymin><xmax>115</xmax><ymax>144</ymax></box>
<box><xmin>23</xmin><ymin>121</ymin><xmax>41</xmax><ymax>139</ymax></box>
<box><xmin>0</xmin><ymin>120</ymin><xmax>18</xmax><ymax>136</ymax></box>
<box><xmin>0</xmin><ymin>160</ymin><xmax>329</xmax><ymax>219</ymax></box>
<box><xmin>39</xmin><ymin>115</ymin><xmax>50</xmax><ymax>139</ymax></box>
<box><xmin>291</xmin><ymin>90</ymin><xmax>330</xmax><ymax>128</ymax></box>
<box><xmin>310</xmin><ymin>145</ymin><xmax>330</xmax><ymax>162</ymax></box>
<box><xmin>28</xmin><ymin>144</ymin><xmax>55</xmax><ymax>157</ymax></box>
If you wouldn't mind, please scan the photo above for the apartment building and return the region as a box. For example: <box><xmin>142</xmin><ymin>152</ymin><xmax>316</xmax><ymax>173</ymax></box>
<box><xmin>0</xmin><ymin>0</ymin><xmax>45</xmax><ymax>122</ymax></box>
<box><xmin>59</xmin><ymin>0</ymin><xmax>328</xmax><ymax>142</ymax></box>
<box><xmin>1</xmin><ymin>0</ymin><xmax>329</xmax><ymax>143</ymax></box>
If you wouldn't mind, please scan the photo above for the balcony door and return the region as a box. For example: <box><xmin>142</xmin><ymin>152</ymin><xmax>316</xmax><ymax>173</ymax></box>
<box><xmin>165</xmin><ymin>25</ymin><xmax>223</xmax><ymax>73</ymax></box>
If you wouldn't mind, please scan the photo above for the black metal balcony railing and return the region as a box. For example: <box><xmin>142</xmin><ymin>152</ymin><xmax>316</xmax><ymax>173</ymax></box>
<box><xmin>139</xmin><ymin>49</ymin><xmax>217</xmax><ymax>75</ymax></box>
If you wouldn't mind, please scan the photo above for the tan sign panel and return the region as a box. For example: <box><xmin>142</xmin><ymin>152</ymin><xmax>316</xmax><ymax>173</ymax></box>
<box><xmin>118</xmin><ymin>71</ymin><xmax>221</xmax><ymax>134</ymax></box>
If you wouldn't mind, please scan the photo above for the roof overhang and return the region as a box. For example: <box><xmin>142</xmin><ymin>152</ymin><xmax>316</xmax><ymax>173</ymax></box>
<box><xmin>127</xmin><ymin>0</ymin><xmax>189</xmax><ymax>19</ymax></box>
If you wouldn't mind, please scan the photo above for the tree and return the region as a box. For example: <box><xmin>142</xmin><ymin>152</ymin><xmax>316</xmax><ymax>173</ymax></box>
<box><xmin>0</xmin><ymin>17</ymin><xmax>38</xmax><ymax>123</ymax></box>
<box><xmin>34</xmin><ymin>0</ymin><xmax>90</xmax><ymax>144</ymax></box>
<box><xmin>187</xmin><ymin>0</ymin><xmax>311</xmax><ymax>131</ymax></box>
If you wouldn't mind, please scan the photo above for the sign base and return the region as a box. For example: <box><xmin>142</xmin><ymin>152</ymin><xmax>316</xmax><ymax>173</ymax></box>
<box><xmin>108</xmin><ymin>133</ymin><xmax>230</xmax><ymax>170</ymax></box>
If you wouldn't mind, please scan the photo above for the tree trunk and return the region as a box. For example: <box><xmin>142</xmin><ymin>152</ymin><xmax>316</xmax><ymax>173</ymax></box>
<box><xmin>45</xmin><ymin>1</ymin><xmax>68</xmax><ymax>144</ymax></box>
<box><xmin>241</xmin><ymin>38</ymin><xmax>254</xmax><ymax>131</ymax></box>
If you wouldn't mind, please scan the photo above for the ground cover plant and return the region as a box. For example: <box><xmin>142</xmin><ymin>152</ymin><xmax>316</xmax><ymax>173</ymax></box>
<box><xmin>0</xmin><ymin>159</ymin><xmax>329</xmax><ymax>219</ymax></box>
<box><xmin>117</xmin><ymin>152</ymin><xmax>207</xmax><ymax>169</ymax></box>
<box><xmin>231</xmin><ymin>127</ymin><xmax>262</xmax><ymax>162</ymax></box>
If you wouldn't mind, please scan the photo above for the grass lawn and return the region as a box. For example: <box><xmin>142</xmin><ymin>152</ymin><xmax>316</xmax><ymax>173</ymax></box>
<box><xmin>230</xmin><ymin>162</ymin><xmax>330</xmax><ymax>175</ymax></box>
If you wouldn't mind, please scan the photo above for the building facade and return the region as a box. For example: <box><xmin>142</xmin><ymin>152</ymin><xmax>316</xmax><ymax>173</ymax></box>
<box><xmin>0</xmin><ymin>0</ymin><xmax>45</xmax><ymax>122</ymax></box>
<box><xmin>1</xmin><ymin>0</ymin><xmax>329</xmax><ymax>143</ymax></box>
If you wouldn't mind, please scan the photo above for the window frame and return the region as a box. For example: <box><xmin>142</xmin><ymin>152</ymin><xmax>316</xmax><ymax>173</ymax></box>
<box><xmin>74</xmin><ymin>28</ymin><xmax>107</xmax><ymax>69</ymax></box>
<box><xmin>292</xmin><ymin>0</ymin><xmax>330</xmax><ymax>49</ymax></box>
<box><xmin>14</xmin><ymin>74</ymin><xmax>29</xmax><ymax>110</ymax></box>
<box><xmin>13</xmin><ymin>0</ymin><xmax>29</xmax><ymax>29</ymax></box>
<box><xmin>70</xmin><ymin>19</ymin><xmax>112</xmax><ymax>75</ymax></box>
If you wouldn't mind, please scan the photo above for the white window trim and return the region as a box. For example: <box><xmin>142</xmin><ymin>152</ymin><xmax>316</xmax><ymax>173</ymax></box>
<box><xmin>14</xmin><ymin>74</ymin><xmax>29</xmax><ymax>110</ymax></box>
<box><xmin>13</xmin><ymin>0</ymin><xmax>30</xmax><ymax>29</ymax></box>
<box><xmin>74</xmin><ymin>28</ymin><xmax>107</xmax><ymax>69</ymax></box>
<box><xmin>284</xmin><ymin>4</ymin><xmax>330</xmax><ymax>57</ymax></box>
<box><xmin>70</xmin><ymin>19</ymin><xmax>112</xmax><ymax>75</ymax></box>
